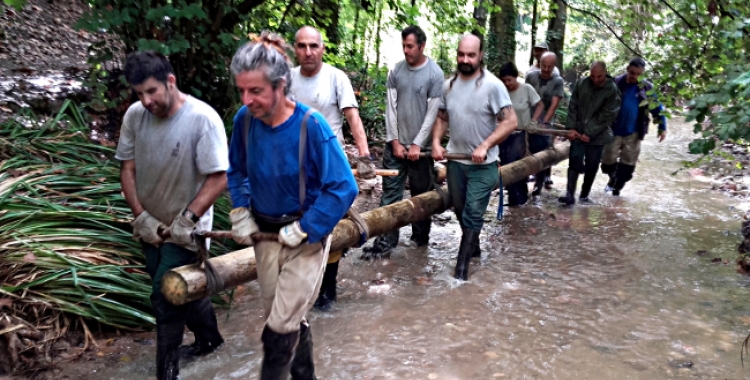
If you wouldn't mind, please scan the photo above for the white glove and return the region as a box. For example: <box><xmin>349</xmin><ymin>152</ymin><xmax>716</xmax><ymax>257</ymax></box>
<box><xmin>278</xmin><ymin>221</ymin><xmax>307</xmax><ymax>248</ymax></box>
<box><xmin>169</xmin><ymin>214</ymin><xmax>195</xmax><ymax>247</ymax></box>
<box><xmin>132</xmin><ymin>211</ymin><xmax>166</xmax><ymax>246</ymax></box>
<box><xmin>230</xmin><ymin>207</ymin><xmax>259</xmax><ymax>246</ymax></box>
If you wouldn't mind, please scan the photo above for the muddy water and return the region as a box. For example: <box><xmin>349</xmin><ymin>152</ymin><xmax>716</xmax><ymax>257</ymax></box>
<box><xmin>90</xmin><ymin>119</ymin><xmax>750</xmax><ymax>379</ymax></box>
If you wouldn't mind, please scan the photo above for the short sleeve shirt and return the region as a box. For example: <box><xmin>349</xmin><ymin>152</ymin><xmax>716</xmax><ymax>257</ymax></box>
<box><xmin>441</xmin><ymin>69</ymin><xmax>512</xmax><ymax>165</ymax></box>
<box><xmin>525</xmin><ymin>71</ymin><xmax>565</xmax><ymax>123</ymax></box>
<box><xmin>115</xmin><ymin>96</ymin><xmax>229</xmax><ymax>249</ymax></box>
<box><xmin>509</xmin><ymin>83</ymin><xmax>541</xmax><ymax>131</ymax></box>
<box><xmin>290</xmin><ymin>63</ymin><xmax>358</xmax><ymax>145</ymax></box>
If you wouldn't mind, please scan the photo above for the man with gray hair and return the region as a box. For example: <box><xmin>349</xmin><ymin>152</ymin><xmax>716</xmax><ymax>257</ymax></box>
<box><xmin>227</xmin><ymin>31</ymin><xmax>358</xmax><ymax>380</ymax></box>
<box><xmin>525</xmin><ymin>51</ymin><xmax>565</xmax><ymax>196</ymax></box>
<box><xmin>559</xmin><ymin>61</ymin><xmax>621</xmax><ymax>205</ymax></box>
<box><xmin>526</xmin><ymin>41</ymin><xmax>560</xmax><ymax>77</ymax></box>
<box><xmin>361</xmin><ymin>24</ymin><xmax>445</xmax><ymax>259</ymax></box>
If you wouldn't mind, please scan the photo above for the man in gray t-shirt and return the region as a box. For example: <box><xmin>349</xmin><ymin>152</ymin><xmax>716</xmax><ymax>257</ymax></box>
<box><xmin>525</xmin><ymin>52</ymin><xmax>565</xmax><ymax>196</ymax></box>
<box><xmin>432</xmin><ymin>34</ymin><xmax>517</xmax><ymax>281</ymax></box>
<box><xmin>361</xmin><ymin>25</ymin><xmax>445</xmax><ymax>259</ymax></box>
<box><xmin>115</xmin><ymin>51</ymin><xmax>228</xmax><ymax>380</ymax></box>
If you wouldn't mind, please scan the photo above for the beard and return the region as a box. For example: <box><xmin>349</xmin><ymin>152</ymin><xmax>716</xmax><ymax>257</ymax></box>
<box><xmin>458</xmin><ymin>63</ymin><xmax>479</xmax><ymax>75</ymax></box>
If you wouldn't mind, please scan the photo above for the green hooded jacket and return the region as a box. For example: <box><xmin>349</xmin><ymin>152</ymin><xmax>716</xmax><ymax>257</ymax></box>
<box><xmin>565</xmin><ymin>76</ymin><xmax>621</xmax><ymax>145</ymax></box>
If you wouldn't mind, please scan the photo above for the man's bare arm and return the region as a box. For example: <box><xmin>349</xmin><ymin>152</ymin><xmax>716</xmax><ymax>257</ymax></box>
<box><xmin>121</xmin><ymin>159</ymin><xmax>144</xmax><ymax>217</ymax></box>
<box><xmin>431</xmin><ymin>109</ymin><xmax>449</xmax><ymax>160</ymax></box>
<box><xmin>472</xmin><ymin>107</ymin><xmax>517</xmax><ymax>162</ymax></box>
<box><xmin>543</xmin><ymin>96</ymin><xmax>562</xmax><ymax>124</ymax></box>
<box><xmin>187</xmin><ymin>172</ymin><xmax>228</xmax><ymax>217</ymax></box>
<box><xmin>343</xmin><ymin>107</ymin><xmax>370</xmax><ymax>157</ymax></box>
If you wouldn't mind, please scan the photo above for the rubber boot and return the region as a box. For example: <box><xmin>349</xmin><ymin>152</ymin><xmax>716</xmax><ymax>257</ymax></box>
<box><xmin>558</xmin><ymin>170</ymin><xmax>578</xmax><ymax>205</ymax></box>
<box><xmin>156</xmin><ymin>322</ymin><xmax>184</xmax><ymax>380</ymax></box>
<box><xmin>531</xmin><ymin>172</ymin><xmax>545</xmax><ymax>196</ymax></box>
<box><xmin>290</xmin><ymin>322</ymin><xmax>316</xmax><ymax>380</ymax></box>
<box><xmin>454</xmin><ymin>228</ymin><xmax>481</xmax><ymax>280</ymax></box>
<box><xmin>181</xmin><ymin>298</ymin><xmax>224</xmax><ymax>359</ymax></box>
<box><xmin>313</xmin><ymin>261</ymin><xmax>338</xmax><ymax>311</ymax></box>
<box><xmin>260</xmin><ymin>326</ymin><xmax>299</xmax><ymax>380</ymax></box>
<box><xmin>361</xmin><ymin>232</ymin><xmax>397</xmax><ymax>260</ymax></box>
<box><xmin>612</xmin><ymin>164</ymin><xmax>635</xmax><ymax>196</ymax></box>
<box><xmin>579</xmin><ymin>168</ymin><xmax>598</xmax><ymax>202</ymax></box>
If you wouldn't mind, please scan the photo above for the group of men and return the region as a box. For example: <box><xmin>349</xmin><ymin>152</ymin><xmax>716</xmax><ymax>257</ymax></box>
<box><xmin>116</xmin><ymin>23</ymin><xmax>666</xmax><ymax>380</ymax></box>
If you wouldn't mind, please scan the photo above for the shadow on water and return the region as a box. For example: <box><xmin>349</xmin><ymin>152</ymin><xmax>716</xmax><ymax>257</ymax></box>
<box><xmin>93</xmin><ymin>119</ymin><xmax>750</xmax><ymax>379</ymax></box>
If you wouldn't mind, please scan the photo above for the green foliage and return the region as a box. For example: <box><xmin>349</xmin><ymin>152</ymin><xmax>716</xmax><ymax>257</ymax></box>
<box><xmin>3</xmin><ymin>0</ymin><xmax>24</xmax><ymax>10</ymax></box>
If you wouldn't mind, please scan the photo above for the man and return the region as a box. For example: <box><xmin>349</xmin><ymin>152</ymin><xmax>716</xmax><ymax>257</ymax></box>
<box><xmin>525</xmin><ymin>41</ymin><xmax>560</xmax><ymax>77</ymax></box>
<box><xmin>601</xmin><ymin>57</ymin><xmax>667</xmax><ymax>196</ymax></box>
<box><xmin>227</xmin><ymin>32</ymin><xmax>358</xmax><ymax>380</ymax></box>
<box><xmin>432</xmin><ymin>34</ymin><xmax>518</xmax><ymax>280</ymax></box>
<box><xmin>559</xmin><ymin>61</ymin><xmax>621</xmax><ymax>205</ymax></box>
<box><xmin>525</xmin><ymin>52</ymin><xmax>565</xmax><ymax>196</ymax></box>
<box><xmin>361</xmin><ymin>25</ymin><xmax>445</xmax><ymax>259</ymax></box>
<box><xmin>290</xmin><ymin>25</ymin><xmax>374</xmax><ymax>311</ymax></box>
<box><xmin>116</xmin><ymin>51</ymin><xmax>227</xmax><ymax>380</ymax></box>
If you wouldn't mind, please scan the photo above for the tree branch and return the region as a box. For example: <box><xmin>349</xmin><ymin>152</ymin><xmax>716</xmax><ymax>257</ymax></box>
<box><xmin>656</xmin><ymin>0</ymin><xmax>696</xmax><ymax>28</ymax></box>
<box><xmin>221</xmin><ymin>0</ymin><xmax>267</xmax><ymax>31</ymax></box>
<box><xmin>562</xmin><ymin>0</ymin><xmax>645</xmax><ymax>59</ymax></box>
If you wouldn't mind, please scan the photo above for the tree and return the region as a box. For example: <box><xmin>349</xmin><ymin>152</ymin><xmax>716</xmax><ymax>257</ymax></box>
<box><xmin>546</xmin><ymin>0</ymin><xmax>567</xmax><ymax>72</ymax></box>
<box><xmin>487</xmin><ymin>0</ymin><xmax>517</xmax><ymax>75</ymax></box>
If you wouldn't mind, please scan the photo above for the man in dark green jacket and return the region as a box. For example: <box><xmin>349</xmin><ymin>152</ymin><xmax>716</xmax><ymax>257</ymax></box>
<box><xmin>559</xmin><ymin>61</ymin><xmax>621</xmax><ymax>205</ymax></box>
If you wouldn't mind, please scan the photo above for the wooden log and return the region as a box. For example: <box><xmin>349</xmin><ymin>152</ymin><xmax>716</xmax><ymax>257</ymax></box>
<box><xmin>161</xmin><ymin>142</ymin><xmax>570</xmax><ymax>306</ymax></box>
<box><xmin>352</xmin><ymin>169</ymin><xmax>400</xmax><ymax>177</ymax></box>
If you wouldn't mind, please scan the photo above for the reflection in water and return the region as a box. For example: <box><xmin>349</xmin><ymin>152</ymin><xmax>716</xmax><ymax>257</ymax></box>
<box><xmin>91</xmin><ymin>120</ymin><xmax>750</xmax><ymax>379</ymax></box>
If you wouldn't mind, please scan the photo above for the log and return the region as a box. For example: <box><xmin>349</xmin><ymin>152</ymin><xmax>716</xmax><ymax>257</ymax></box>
<box><xmin>161</xmin><ymin>142</ymin><xmax>570</xmax><ymax>305</ymax></box>
<box><xmin>352</xmin><ymin>169</ymin><xmax>399</xmax><ymax>177</ymax></box>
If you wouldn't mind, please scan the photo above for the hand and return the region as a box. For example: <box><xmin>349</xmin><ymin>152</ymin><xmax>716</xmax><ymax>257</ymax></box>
<box><xmin>432</xmin><ymin>143</ymin><xmax>446</xmax><ymax>161</ymax></box>
<box><xmin>472</xmin><ymin>145</ymin><xmax>488</xmax><ymax>163</ymax></box>
<box><xmin>527</xmin><ymin>120</ymin><xmax>540</xmax><ymax>132</ymax></box>
<box><xmin>278</xmin><ymin>221</ymin><xmax>307</xmax><ymax>248</ymax></box>
<box><xmin>355</xmin><ymin>155</ymin><xmax>376</xmax><ymax>179</ymax></box>
<box><xmin>230</xmin><ymin>207</ymin><xmax>259</xmax><ymax>246</ymax></box>
<box><xmin>658</xmin><ymin>130</ymin><xmax>667</xmax><ymax>142</ymax></box>
<box><xmin>579</xmin><ymin>134</ymin><xmax>591</xmax><ymax>143</ymax></box>
<box><xmin>566</xmin><ymin>130</ymin><xmax>580</xmax><ymax>141</ymax></box>
<box><xmin>407</xmin><ymin>144</ymin><xmax>421</xmax><ymax>161</ymax></box>
<box><xmin>132</xmin><ymin>211</ymin><xmax>166</xmax><ymax>246</ymax></box>
<box><xmin>391</xmin><ymin>140</ymin><xmax>407</xmax><ymax>159</ymax></box>
<box><xmin>169</xmin><ymin>213</ymin><xmax>196</xmax><ymax>246</ymax></box>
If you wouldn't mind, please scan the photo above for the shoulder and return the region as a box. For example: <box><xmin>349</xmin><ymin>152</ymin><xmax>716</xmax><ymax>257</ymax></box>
<box><xmin>124</xmin><ymin>101</ymin><xmax>147</xmax><ymax>119</ymax></box>
<box><xmin>426</xmin><ymin>58</ymin><xmax>444</xmax><ymax>76</ymax></box>
<box><xmin>232</xmin><ymin>105</ymin><xmax>250</xmax><ymax>125</ymax></box>
<box><xmin>484</xmin><ymin>70</ymin><xmax>505</xmax><ymax>89</ymax></box>
<box><xmin>552</xmin><ymin>76</ymin><xmax>564</xmax><ymax>85</ymax></box>
<box><xmin>297</xmin><ymin>102</ymin><xmax>334</xmax><ymax>137</ymax></box>
<box><xmin>186</xmin><ymin>97</ymin><xmax>223</xmax><ymax>126</ymax></box>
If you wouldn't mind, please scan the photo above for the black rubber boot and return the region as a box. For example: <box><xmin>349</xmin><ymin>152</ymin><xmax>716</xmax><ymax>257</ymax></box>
<box><xmin>361</xmin><ymin>233</ymin><xmax>397</xmax><ymax>260</ymax></box>
<box><xmin>313</xmin><ymin>261</ymin><xmax>338</xmax><ymax>311</ymax></box>
<box><xmin>454</xmin><ymin>228</ymin><xmax>481</xmax><ymax>281</ymax></box>
<box><xmin>290</xmin><ymin>322</ymin><xmax>316</xmax><ymax>380</ymax></box>
<box><xmin>558</xmin><ymin>170</ymin><xmax>579</xmax><ymax>205</ymax></box>
<box><xmin>180</xmin><ymin>298</ymin><xmax>224</xmax><ymax>359</ymax></box>
<box><xmin>579</xmin><ymin>167</ymin><xmax>598</xmax><ymax>200</ymax></box>
<box><xmin>612</xmin><ymin>164</ymin><xmax>636</xmax><ymax>196</ymax></box>
<box><xmin>156</xmin><ymin>322</ymin><xmax>184</xmax><ymax>380</ymax></box>
<box><xmin>260</xmin><ymin>327</ymin><xmax>300</xmax><ymax>380</ymax></box>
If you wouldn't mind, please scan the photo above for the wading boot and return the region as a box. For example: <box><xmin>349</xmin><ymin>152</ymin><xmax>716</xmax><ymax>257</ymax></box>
<box><xmin>260</xmin><ymin>327</ymin><xmax>299</xmax><ymax>380</ymax></box>
<box><xmin>558</xmin><ymin>170</ymin><xmax>579</xmax><ymax>205</ymax></box>
<box><xmin>604</xmin><ymin>175</ymin><xmax>616</xmax><ymax>192</ymax></box>
<box><xmin>361</xmin><ymin>233</ymin><xmax>396</xmax><ymax>260</ymax></box>
<box><xmin>531</xmin><ymin>173</ymin><xmax>545</xmax><ymax>196</ymax></box>
<box><xmin>612</xmin><ymin>164</ymin><xmax>636</xmax><ymax>197</ymax></box>
<box><xmin>313</xmin><ymin>261</ymin><xmax>338</xmax><ymax>311</ymax></box>
<box><xmin>579</xmin><ymin>168</ymin><xmax>598</xmax><ymax>203</ymax></box>
<box><xmin>181</xmin><ymin>298</ymin><xmax>224</xmax><ymax>359</ymax></box>
<box><xmin>156</xmin><ymin>322</ymin><xmax>184</xmax><ymax>380</ymax></box>
<box><xmin>454</xmin><ymin>228</ymin><xmax>481</xmax><ymax>281</ymax></box>
<box><xmin>290</xmin><ymin>322</ymin><xmax>316</xmax><ymax>380</ymax></box>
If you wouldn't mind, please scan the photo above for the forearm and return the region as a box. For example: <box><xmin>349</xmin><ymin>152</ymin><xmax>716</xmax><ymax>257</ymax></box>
<box><xmin>120</xmin><ymin>160</ymin><xmax>144</xmax><ymax>217</ymax></box>
<box><xmin>413</xmin><ymin>97</ymin><xmax>441</xmax><ymax>147</ymax></box>
<box><xmin>543</xmin><ymin>97</ymin><xmax>561</xmax><ymax>123</ymax></box>
<box><xmin>531</xmin><ymin>101</ymin><xmax>544</xmax><ymax>124</ymax></box>
<box><xmin>385</xmin><ymin>88</ymin><xmax>398</xmax><ymax>142</ymax></box>
<box><xmin>187</xmin><ymin>172</ymin><xmax>227</xmax><ymax>216</ymax></box>
<box><xmin>343</xmin><ymin>107</ymin><xmax>370</xmax><ymax>156</ymax></box>
<box><xmin>481</xmin><ymin>108</ymin><xmax>517</xmax><ymax>148</ymax></box>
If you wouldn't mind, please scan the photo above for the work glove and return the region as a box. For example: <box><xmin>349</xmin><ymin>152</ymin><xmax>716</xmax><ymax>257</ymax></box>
<box><xmin>169</xmin><ymin>214</ymin><xmax>196</xmax><ymax>247</ymax></box>
<box><xmin>527</xmin><ymin>120</ymin><xmax>540</xmax><ymax>133</ymax></box>
<box><xmin>132</xmin><ymin>211</ymin><xmax>166</xmax><ymax>246</ymax></box>
<box><xmin>278</xmin><ymin>221</ymin><xmax>307</xmax><ymax>248</ymax></box>
<box><xmin>355</xmin><ymin>155</ymin><xmax>376</xmax><ymax>179</ymax></box>
<box><xmin>230</xmin><ymin>207</ymin><xmax>259</xmax><ymax>246</ymax></box>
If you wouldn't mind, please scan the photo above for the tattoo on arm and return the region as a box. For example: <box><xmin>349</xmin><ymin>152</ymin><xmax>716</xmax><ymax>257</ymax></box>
<box><xmin>497</xmin><ymin>106</ymin><xmax>513</xmax><ymax>122</ymax></box>
<box><xmin>438</xmin><ymin>109</ymin><xmax>449</xmax><ymax>123</ymax></box>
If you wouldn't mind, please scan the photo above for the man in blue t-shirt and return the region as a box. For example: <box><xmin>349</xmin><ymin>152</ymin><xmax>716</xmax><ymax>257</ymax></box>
<box><xmin>601</xmin><ymin>57</ymin><xmax>667</xmax><ymax>196</ymax></box>
<box><xmin>226</xmin><ymin>33</ymin><xmax>358</xmax><ymax>380</ymax></box>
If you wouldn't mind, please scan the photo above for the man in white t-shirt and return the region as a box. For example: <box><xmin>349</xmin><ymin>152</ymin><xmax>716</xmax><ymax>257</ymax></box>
<box><xmin>290</xmin><ymin>26</ymin><xmax>373</xmax><ymax>312</ymax></box>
